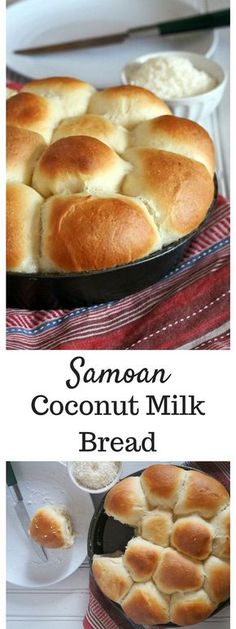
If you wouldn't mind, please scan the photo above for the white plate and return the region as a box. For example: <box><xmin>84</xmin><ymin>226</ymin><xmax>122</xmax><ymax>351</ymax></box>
<box><xmin>6</xmin><ymin>0</ymin><xmax>217</xmax><ymax>86</ymax></box>
<box><xmin>6</xmin><ymin>461</ymin><xmax>94</xmax><ymax>588</ymax></box>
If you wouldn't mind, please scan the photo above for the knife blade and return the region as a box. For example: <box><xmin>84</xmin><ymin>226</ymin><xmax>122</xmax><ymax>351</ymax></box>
<box><xmin>7</xmin><ymin>462</ymin><xmax>48</xmax><ymax>562</ymax></box>
<box><xmin>14</xmin><ymin>9</ymin><xmax>230</xmax><ymax>55</ymax></box>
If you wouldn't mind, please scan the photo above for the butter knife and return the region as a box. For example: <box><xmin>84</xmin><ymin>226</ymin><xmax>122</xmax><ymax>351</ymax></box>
<box><xmin>6</xmin><ymin>462</ymin><xmax>48</xmax><ymax>562</ymax></box>
<box><xmin>14</xmin><ymin>9</ymin><xmax>230</xmax><ymax>55</ymax></box>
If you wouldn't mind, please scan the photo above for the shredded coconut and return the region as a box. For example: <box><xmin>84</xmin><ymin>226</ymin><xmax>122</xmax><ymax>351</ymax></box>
<box><xmin>127</xmin><ymin>56</ymin><xmax>217</xmax><ymax>99</ymax></box>
<box><xmin>71</xmin><ymin>461</ymin><xmax>120</xmax><ymax>489</ymax></box>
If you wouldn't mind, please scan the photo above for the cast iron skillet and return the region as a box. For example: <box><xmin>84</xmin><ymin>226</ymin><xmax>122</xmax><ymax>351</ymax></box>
<box><xmin>88</xmin><ymin>463</ymin><xmax>230</xmax><ymax>629</ymax></box>
<box><xmin>7</xmin><ymin>177</ymin><xmax>218</xmax><ymax>309</ymax></box>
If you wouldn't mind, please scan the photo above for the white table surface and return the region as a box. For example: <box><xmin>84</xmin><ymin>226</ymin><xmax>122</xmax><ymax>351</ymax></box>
<box><xmin>6</xmin><ymin>0</ymin><xmax>230</xmax><ymax>626</ymax></box>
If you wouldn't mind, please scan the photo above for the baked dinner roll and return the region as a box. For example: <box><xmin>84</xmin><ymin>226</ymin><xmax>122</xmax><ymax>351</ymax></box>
<box><xmin>174</xmin><ymin>469</ymin><xmax>229</xmax><ymax>518</ymax></box>
<box><xmin>171</xmin><ymin>515</ymin><xmax>213</xmax><ymax>560</ymax></box>
<box><xmin>40</xmin><ymin>193</ymin><xmax>159</xmax><ymax>273</ymax></box>
<box><xmin>6</xmin><ymin>92</ymin><xmax>62</xmax><ymax>142</ymax></box>
<box><xmin>92</xmin><ymin>465</ymin><xmax>230</xmax><ymax>625</ymax></box>
<box><xmin>52</xmin><ymin>114</ymin><xmax>129</xmax><ymax>153</ymax></box>
<box><xmin>92</xmin><ymin>556</ymin><xmax>132</xmax><ymax>602</ymax></box>
<box><xmin>131</xmin><ymin>115</ymin><xmax>216</xmax><ymax>176</ymax></box>
<box><xmin>122</xmin><ymin>582</ymin><xmax>170</xmax><ymax>625</ymax></box>
<box><xmin>140</xmin><ymin>509</ymin><xmax>172</xmax><ymax>547</ymax></box>
<box><xmin>204</xmin><ymin>556</ymin><xmax>230</xmax><ymax>604</ymax></box>
<box><xmin>212</xmin><ymin>506</ymin><xmax>230</xmax><ymax>559</ymax></box>
<box><xmin>122</xmin><ymin>148</ymin><xmax>214</xmax><ymax>245</ymax></box>
<box><xmin>170</xmin><ymin>590</ymin><xmax>216</xmax><ymax>626</ymax></box>
<box><xmin>29</xmin><ymin>505</ymin><xmax>74</xmax><ymax>549</ymax></box>
<box><xmin>33</xmin><ymin>135</ymin><xmax>130</xmax><ymax>197</ymax></box>
<box><xmin>88</xmin><ymin>84</ymin><xmax>171</xmax><ymax>128</ymax></box>
<box><xmin>104</xmin><ymin>476</ymin><xmax>148</xmax><ymax>526</ymax></box>
<box><xmin>6</xmin><ymin>182</ymin><xmax>42</xmax><ymax>272</ymax></box>
<box><xmin>7</xmin><ymin>126</ymin><xmax>46</xmax><ymax>185</ymax></box>
<box><xmin>153</xmin><ymin>548</ymin><xmax>204</xmax><ymax>594</ymax></box>
<box><xmin>22</xmin><ymin>76</ymin><xmax>95</xmax><ymax>118</ymax></box>
<box><xmin>141</xmin><ymin>464</ymin><xmax>185</xmax><ymax>509</ymax></box>
<box><xmin>123</xmin><ymin>537</ymin><xmax>162</xmax><ymax>582</ymax></box>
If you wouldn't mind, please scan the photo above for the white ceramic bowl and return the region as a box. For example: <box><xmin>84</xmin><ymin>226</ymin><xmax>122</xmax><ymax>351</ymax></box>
<box><xmin>121</xmin><ymin>50</ymin><xmax>227</xmax><ymax>122</ymax></box>
<box><xmin>67</xmin><ymin>461</ymin><xmax>123</xmax><ymax>494</ymax></box>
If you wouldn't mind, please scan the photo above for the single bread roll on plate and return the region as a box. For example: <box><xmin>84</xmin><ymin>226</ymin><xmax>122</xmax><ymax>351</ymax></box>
<box><xmin>6</xmin><ymin>182</ymin><xmax>43</xmax><ymax>272</ymax></box>
<box><xmin>33</xmin><ymin>135</ymin><xmax>130</xmax><ymax>197</ymax></box>
<box><xmin>7</xmin><ymin>126</ymin><xmax>46</xmax><ymax>185</ymax></box>
<box><xmin>88</xmin><ymin>84</ymin><xmax>171</xmax><ymax>128</ymax></box>
<box><xmin>40</xmin><ymin>193</ymin><xmax>159</xmax><ymax>272</ymax></box>
<box><xmin>29</xmin><ymin>505</ymin><xmax>74</xmax><ymax>549</ymax></box>
<box><xmin>22</xmin><ymin>76</ymin><xmax>95</xmax><ymax>118</ymax></box>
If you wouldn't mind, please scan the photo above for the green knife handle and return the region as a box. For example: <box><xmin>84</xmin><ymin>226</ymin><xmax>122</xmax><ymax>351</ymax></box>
<box><xmin>159</xmin><ymin>9</ymin><xmax>230</xmax><ymax>35</ymax></box>
<box><xmin>6</xmin><ymin>462</ymin><xmax>17</xmax><ymax>487</ymax></box>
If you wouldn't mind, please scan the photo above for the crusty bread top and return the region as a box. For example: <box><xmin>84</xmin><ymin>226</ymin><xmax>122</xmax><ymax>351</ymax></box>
<box><xmin>7</xmin><ymin>125</ymin><xmax>46</xmax><ymax>185</ymax></box>
<box><xmin>88</xmin><ymin>84</ymin><xmax>171</xmax><ymax>127</ymax></box>
<box><xmin>22</xmin><ymin>76</ymin><xmax>95</xmax><ymax>118</ymax></box>
<box><xmin>29</xmin><ymin>505</ymin><xmax>74</xmax><ymax>549</ymax></box>
<box><xmin>6</xmin><ymin>91</ymin><xmax>61</xmax><ymax>142</ymax></box>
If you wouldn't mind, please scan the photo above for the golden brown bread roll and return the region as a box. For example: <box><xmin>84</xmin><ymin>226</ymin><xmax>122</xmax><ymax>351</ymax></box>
<box><xmin>122</xmin><ymin>582</ymin><xmax>170</xmax><ymax>625</ymax></box>
<box><xmin>139</xmin><ymin>509</ymin><xmax>172</xmax><ymax>547</ymax></box>
<box><xmin>88</xmin><ymin>84</ymin><xmax>171</xmax><ymax>128</ymax></box>
<box><xmin>170</xmin><ymin>590</ymin><xmax>216</xmax><ymax>626</ymax></box>
<box><xmin>174</xmin><ymin>469</ymin><xmax>229</xmax><ymax>518</ymax></box>
<box><xmin>92</xmin><ymin>556</ymin><xmax>132</xmax><ymax>602</ymax></box>
<box><xmin>52</xmin><ymin>114</ymin><xmax>129</xmax><ymax>153</ymax></box>
<box><xmin>7</xmin><ymin>126</ymin><xmax>46</xmax><ymax>185</ymax></box>
<box><xmin>123</xmin><ymin>537</ymin><xmax>162</xmax><ymax>582</ymax></box>
<box><xmin>6</xmin><ymin>92</ymin><xmax>62</xmax><ymax>142</ymax></box>
<box><xmin>171</xmin><ymin>515</ymin><xmax>213</xmax><ymax>560</ymax></box>
<box><xmin>40</xmin><ymin>193</ymin><xmax>159</xmax><ymax>272</ymax></box>
<box><xmin>153</xmin><ymin>548</ymin><xmax>204</xmax><ymax>594</ymax></box>
<box><xmin>32</xmin><ymin>135</ymin><xmax>130</xmax><ymax>197</ymax></box>
<box><xmin>104</xmin><ymin>476</ymin><xmax>148</xmax><ymax>526</ymax></box>
<box><xmin>131</xmin><ymin>115</ymin><xmax>216</xmax><ymax>176</ymax></box>
<box><xmin>141</xmin><ymin>463</ymin><xmax>185</xmax><ymax>509</ymax></box>
<box><xmin>29</xmin><ymin>505</ymin><xmax>74</xmax><ymax>549</ymax></box>
<box><xmin>22</xmin><ymin>76</ymin><xmax>95</xmax><ymax>117</ymax></box>
<box><xmin>92</xmin><ymin>464</ymin><xmax>230</xmax><ymax>625</ymax></box>
<box><xmin>6</xmin><ymin>182</ymin><xmax>42</xmax><ymax>272</ymax></box>
<box><xmin>122</xmin><ymin>147</ymin><xmax>214</xmax><ymax>245</ymax></box>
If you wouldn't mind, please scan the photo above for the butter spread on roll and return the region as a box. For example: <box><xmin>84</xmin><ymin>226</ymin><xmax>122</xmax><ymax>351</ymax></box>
<box><xmin>29</xmin><ymin>505</ymin><xmax>74</xmax><ymax>549</ymax></box>
<box><xmin>92</xmin><ymin>464</ymin><xmax>230</xmax><ymax>626</ymax></box>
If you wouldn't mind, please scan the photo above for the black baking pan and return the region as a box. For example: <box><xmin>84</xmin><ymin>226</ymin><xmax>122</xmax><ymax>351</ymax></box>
<box><xmin>7</xmin><ymin>177</ymin><xmax>218</xmax><ymax>309</ymax></box>
<box><xmin>88</xmin><ymin>464</ymin><xmax>229</xmax><ymax>629</ymax></box>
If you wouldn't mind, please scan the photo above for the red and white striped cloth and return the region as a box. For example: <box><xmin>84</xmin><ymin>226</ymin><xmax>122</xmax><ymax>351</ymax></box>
<box><xmin>6</xmin><ymin>195</ymin><xmax>230</xmax><ymax>350</ymax></box>
<box><xmin>84</xmin><ymin>461</ymin><xmax>230</xmax><ymax>629</ymax></box>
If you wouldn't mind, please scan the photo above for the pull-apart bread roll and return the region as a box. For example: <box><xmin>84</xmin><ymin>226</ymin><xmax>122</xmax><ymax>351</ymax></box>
<box><xmin>131</xmin><ymin>115</ymin><xmax>215</xmax><ymax>177</ymax></box>
<box><xmin>52</xmin><ymin>114</ymin><xmax>129</xmax><ymax>153</ymax></box>
<box><xmin>122</xmin><ymin>147</ymin><xmax>214</xmax><ymax>245</ymax></box>
<box><xmin>40</xmin><ymin>193</ymin><xmax>159</xmax><ymax>272</ymax></box>
<box><xmin>6</xmin><ymin>92</ymin><xmax>61</xmax><ymax>142</ymax></box>
<box><xmin>22</xmin><ymin>76</ymin><xmax>95</xmax><ymax>117</ymax></box>
<box><xmin>7</xmin><ymin>182</ymin><xmax>42</xmax><ymax>272</ymax></box>
<box><xmin>88</xmin><ymin>84</ymin><xmax>171</xmax><ymax>127</ymax></box>
<box><xmin>92</xmin><ymin>556</ymin><xmax>132</xmax><ymax>602</ymax></box>
<box><xmin>92</xmin><ymin>464</ymin><xmax>230</xmax><ymax>625</ymax></box>
<box><xmin>7</xmin><ymin>126</ymin><xmax>46</xmax><ymax>185</ymax></box>
<box><xmin>33</xmin><ymin>135</ymin><xmax>130</xmax><ymax>197</ymax></box>
<box><xmin>29</xmin><ymin>505</ymin><xmax>74</xmax><ymax>549</ymax></box>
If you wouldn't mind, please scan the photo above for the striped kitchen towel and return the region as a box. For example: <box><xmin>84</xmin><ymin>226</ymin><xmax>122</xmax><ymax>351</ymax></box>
<box><xmin>6</xmin><ymin>194</ymin><xmax>230</xmax><ymax>350</ymax></box>
<box><xmin>84</xmin><ymin>461</ymin><xmax>230</xmax><ymax>629</ymax></box>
